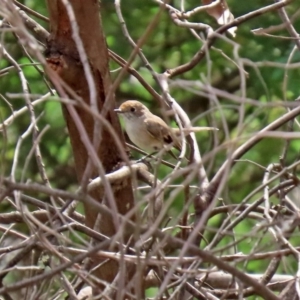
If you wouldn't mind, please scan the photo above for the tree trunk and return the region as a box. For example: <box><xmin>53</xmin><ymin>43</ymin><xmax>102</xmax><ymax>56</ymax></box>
<box><xmin>45</xmin><ymin>0</ymin><xmax>134</xmax><ymax>287</ymax></box>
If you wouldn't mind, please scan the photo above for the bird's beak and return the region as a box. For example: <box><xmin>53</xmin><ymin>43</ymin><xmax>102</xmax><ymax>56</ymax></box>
<box><xmin>114</xmin><ymin>108</ymin><xmax>123</xmax><ymax>113</ymax></box>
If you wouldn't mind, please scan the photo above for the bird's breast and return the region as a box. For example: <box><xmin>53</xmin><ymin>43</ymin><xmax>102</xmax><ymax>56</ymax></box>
<box><xmin>124</xmin><ymin>119</ymin><xmax>163</xmax><ymax>152</ymax></box>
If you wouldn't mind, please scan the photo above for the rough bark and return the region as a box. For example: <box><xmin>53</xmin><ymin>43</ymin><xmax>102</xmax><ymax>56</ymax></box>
<box><xmin>45</xmin><ymin>0</ymin><xmax>134</xmax><ymax>286</ymax></box>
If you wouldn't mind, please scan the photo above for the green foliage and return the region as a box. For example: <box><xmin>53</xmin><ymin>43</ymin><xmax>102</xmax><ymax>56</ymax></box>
<box><xmin>1</xmin><ymin>0</ymin><xmax>300</xmax><ymax>297</ymax></box>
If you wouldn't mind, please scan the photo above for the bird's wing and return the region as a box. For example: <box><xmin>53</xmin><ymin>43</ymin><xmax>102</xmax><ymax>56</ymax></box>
<box><xmin>145</xmin><ymin>116</ymin><xmax>173</xmax><ymax>145</ymax></box>
<box><xmin>145</xmin><ymin>116</ymin><xmax>183</xmax><ymax>152</ymax></box>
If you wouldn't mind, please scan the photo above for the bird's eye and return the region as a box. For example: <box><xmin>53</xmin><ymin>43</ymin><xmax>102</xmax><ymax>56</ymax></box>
<box><xmin>130</xmin><ymin>107</ymin><xmax>136</xmax><ymax>112</ymax></box>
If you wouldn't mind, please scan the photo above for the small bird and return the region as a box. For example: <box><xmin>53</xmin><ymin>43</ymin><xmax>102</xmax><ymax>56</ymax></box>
<box><xmin>115</xmin><ymin>100</ymin><xmax>217</xmax><ymax>154</ymax></box>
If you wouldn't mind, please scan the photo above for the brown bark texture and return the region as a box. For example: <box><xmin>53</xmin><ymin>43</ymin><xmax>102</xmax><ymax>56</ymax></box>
<box><xmin>45</xmin><ymin>0</ymin><xmax>134</xmax><ymax>285</ymax></box>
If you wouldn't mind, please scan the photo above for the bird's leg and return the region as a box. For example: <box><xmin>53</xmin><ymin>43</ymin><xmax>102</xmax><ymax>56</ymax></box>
<box><xmin>168</xmin><ymin>149</ymin><xmax>179</xmax><ymax>160</ymax></box>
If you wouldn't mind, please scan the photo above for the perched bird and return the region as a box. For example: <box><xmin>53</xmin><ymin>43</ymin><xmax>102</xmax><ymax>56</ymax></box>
<box><xmin>115</xmin><ymin>100</ymin><xmax>217</xmax><ymax>154</ymax></box>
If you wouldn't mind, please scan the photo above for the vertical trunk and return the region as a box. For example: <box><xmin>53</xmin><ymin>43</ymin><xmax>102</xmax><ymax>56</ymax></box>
<box><xmin>45</xmin><ymin>0</ymin><xmax>134</xmax><ymax>286</ymax></box>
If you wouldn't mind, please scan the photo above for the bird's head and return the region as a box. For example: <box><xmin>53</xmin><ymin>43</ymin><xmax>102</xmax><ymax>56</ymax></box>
<box><xmin>114</xmin><ymin>100</ymin><xmax>149</xmax><ymax>120</ymax></box>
